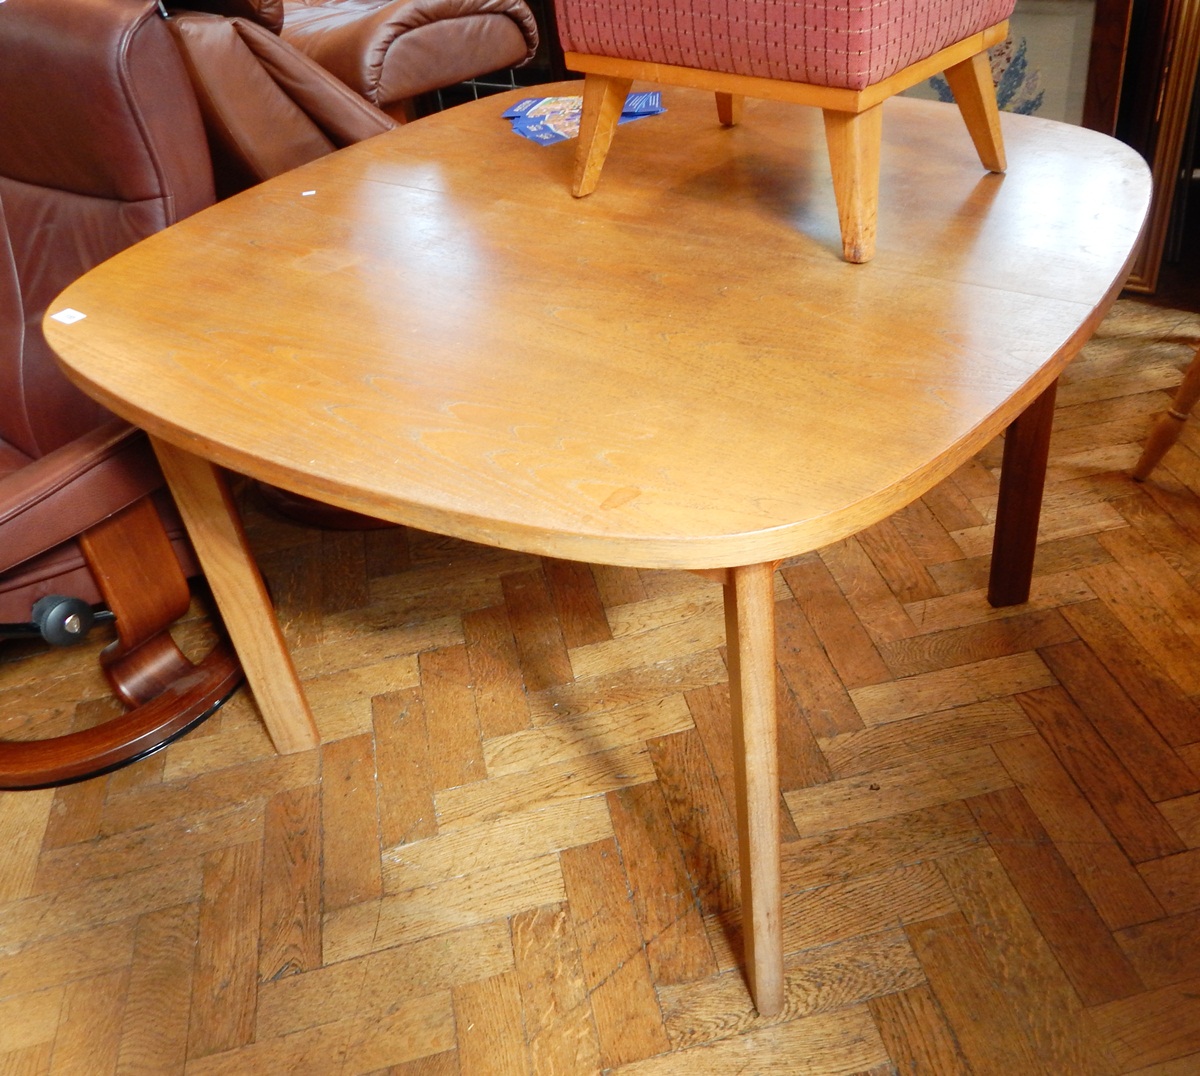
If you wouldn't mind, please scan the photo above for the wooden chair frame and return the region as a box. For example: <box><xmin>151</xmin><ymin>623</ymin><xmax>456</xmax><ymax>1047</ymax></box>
<box><xmin>1133</xmin><ymin>344</ymin><xmax>1200</xmax><ymax>481</ymax></box>
<box><xmin>566</xmin><ymin>21</ymin><xmax>1010</xmax><ymax>263</ymax></box>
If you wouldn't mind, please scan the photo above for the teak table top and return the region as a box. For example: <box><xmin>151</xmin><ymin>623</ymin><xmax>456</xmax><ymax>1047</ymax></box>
<box><xmin>45</xmin><ymin>86</ymin><xmax>1150</xmax><ymax>1017</ymax></box>
<box><xmin>47</xmin><ymin>87</ymin><xmax>1147</xmax><ymax>572</ymax></box>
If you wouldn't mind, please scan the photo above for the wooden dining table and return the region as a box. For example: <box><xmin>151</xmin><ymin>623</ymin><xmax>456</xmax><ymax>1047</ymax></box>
<box><xmin>44</xmin><ymin>84</ymin><xmax>1150</xmax><ymax>1017</ymax></box>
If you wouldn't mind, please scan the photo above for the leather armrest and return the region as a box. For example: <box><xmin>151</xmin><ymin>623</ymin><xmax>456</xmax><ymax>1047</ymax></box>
<box><xmin>0</xmin><ymin>421</ymin><xmax>163</xmax><ymax>576</ymax></box>
<box><xmin>168</xmin><ymin>12</ymin><xmax>395</xmax><ymax>194</ymax></box>
<box><xmin>282</xmin><ymin>0</ymin><xmax>539</xmax><ymax>106</ymax></box>
<box><xmin>173</xmin><ymin>0</ymin><xmax>286</xmax><ymax>34</ymax></box>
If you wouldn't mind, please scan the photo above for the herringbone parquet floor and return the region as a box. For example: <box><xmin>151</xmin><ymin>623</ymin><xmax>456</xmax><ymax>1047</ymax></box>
<box><xmin>2</xmin><ymin>282</ymin><xmax>1199</xmax><ymax>1074</ymax></box>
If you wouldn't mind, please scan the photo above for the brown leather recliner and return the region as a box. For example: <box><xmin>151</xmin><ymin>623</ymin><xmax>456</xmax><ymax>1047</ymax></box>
<box><xmin>187</xmin><ymin>0</ymin><xmax>539</xmax><ymax>120</ymax></box>
<box><xmin>0</xmin><ymin>0</ymin><xmax>396</xmax><ymax>788</ymax></box>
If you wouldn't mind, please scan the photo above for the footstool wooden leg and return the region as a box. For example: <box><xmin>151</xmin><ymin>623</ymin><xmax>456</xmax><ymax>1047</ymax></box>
<box><xmin>944</xmin><ymin>50</ymin><xmax>1007</xmax><ymax>173</ymax></box>
<box><xmin>715</xmin><ymin>92</ymin><xmax>744</xmax><ymax>126</ymax></box>
<box><xmin>724</xmin><ymin>561</ymin><xmax>784</xmax><ymax>1017</ymax></box>
<box><xmin>822</xmin><ymin>104</ymin><xmax>883</xmax><ymax>263</ymax></box>
<box><xmin>573</xmin><ymin>73</ymin><xmax>633</xmax><ymax>197</ymax></box>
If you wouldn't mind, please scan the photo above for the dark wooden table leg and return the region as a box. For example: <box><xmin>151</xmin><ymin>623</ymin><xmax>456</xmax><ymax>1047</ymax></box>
<box><xmin>988</xmin><ymin>379</ymin><xmax>1058</xmax><ymax>608</ymax></box>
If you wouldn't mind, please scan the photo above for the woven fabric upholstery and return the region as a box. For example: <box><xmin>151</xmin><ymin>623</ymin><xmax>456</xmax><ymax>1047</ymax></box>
<box><xmin>554</xmin><ymin>0</ymin><xmax>1016</xmax><ymax>90</ymax></box>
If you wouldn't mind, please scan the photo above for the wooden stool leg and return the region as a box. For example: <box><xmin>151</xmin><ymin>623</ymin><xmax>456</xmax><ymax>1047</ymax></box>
<box><xmin>151</xmin><ymin>438</ymin><xmax>319</xmax><ymax>754</ymax></box>
<box><xmin>822</xmin><ymin>104</ymin><xmax>883</xmax><ymax>263</ymax></box>
<box><xmin>715</xmin><ymin>92</ymin><xmax>744</xmax><ymax>126</ymax></box>
<box><xmin>1133</xmin><ymin>346</ymin><xmax>1200</xmax><ymax>480</ymax></box>
<box><xmin>573</xmin><ymin>73</ymin><xmax>633</xmax><ymax>197</ymax></box>
<box><xmin>723</xmin><ymin>561</ymin><xmax>784</xmax><ymax>1017</ymax></box>
<box><xmin>988</xmin><ymin>379</ymin><xmax>1058</xmax><ymax>608</ymax></box>
<box><xmin>943</xmin><ymin>50</ymin><xmax>1007</xmax><ymax>173</ymax></box>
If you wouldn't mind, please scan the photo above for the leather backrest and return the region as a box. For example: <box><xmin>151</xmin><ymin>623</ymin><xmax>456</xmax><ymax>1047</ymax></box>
<box><xmin>0</xmin><ymin>197</ymin><xmax>27</xmax><ymax>474</ymax></box>
<box><xmin>173</xmin><ymin>0</ymin><xmax>285</xmax><ymax>34</ymax></box>
<box><xmin>168</xmin><ymin>12</ymin><xmax>395</xmax><ymax>197</ymax></box>
<box><xmin>0</xmin><ymin>0</ymin><xmax>217</xmax><ymax>459</ymax></box>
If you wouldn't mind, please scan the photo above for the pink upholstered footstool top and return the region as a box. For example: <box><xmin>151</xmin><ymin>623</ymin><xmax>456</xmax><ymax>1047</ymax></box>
<box><xmin>554</xmin><ymin>0</ymin><xmax>1016</xmax><ymax>90</ymax></box>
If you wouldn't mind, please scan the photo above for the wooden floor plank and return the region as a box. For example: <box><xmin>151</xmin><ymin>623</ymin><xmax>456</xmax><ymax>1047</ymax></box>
<box><xmin>780</xmin><ymin>555</ymin><xmax>892</xmax><ymax>692</ymax></box>
<box><xmin>0</xmin><ymin>986</ymin><xmax>61</xmax><ymax>1057</ymax></box>
<box><xmin>383</xmin><ymin>796</ymin><xmax>611</xmax><ymax>892</ymax></box>
<box><xmin>605</xmin><ymin>783</ymin><xmax>718</xmax><ymax>988</ymax></box>
<box><xmin>906</xmin><ymin>911</ymin><xmax>1046</xmax><ymax>1074</ymax></box>
<box><xmin>646</xmin><ymin>729</ymin><xmax>740</xmax><ymax>918</ymax></box>
<box><xmin>320</xmin><ymin>732</ymin><xmax>383</xmax><ymax>913</ymax></box>
<box><xmin>561</xmin><ymin>839</ymin><xmax>670</xmax><ymax>1067</ymax></box>
<box><xmin>1090</xmin><ymin>977</ymin><xmax>1200</xmax><ymax>1072</ymax></box>
<box><xmin>453</xmin><ymin>970</ymin><xmax>526</xmax><ymax>1076</ymax></box>
<box><xmin>418</xmin><ymin>645</ymin><xmax>485</xmax><ymax>792</ymax></box>
<box><xmin>463</xmin><ymin>604</ymin><xmax>530</xmax><ymax>739</ymax></box>
<box><xmin>1039</xmin><ymin>640</ymin><xmax>1199</xmax><ymax>802</ymax></box>
<box><xmin>372</xmin><ymin>689</ymin><xmax>438</xmax><ymax>850</ymax></box>
<box><xmin>1017</xmin><ymin>686</ymin><xmax>1187</xmax><ymax>863</ymax></box>
<box><xmin>867</xmin><ymin>983</ymin><xmax>970</xmax><ymax>1076</ymax></box>
<box><xmin>818</xmin><ymin>537</ymin><xmax>920</xmax><ymax>644</ymax></box>
<box><xmin>611</xmin><ymin>1003</ymin><xmax>888</xmax><ymax>1075</ymax></box>
<box><xmin>258</xmin><ymin>783</ymin><xmax>322</xmax><ymax>983</ymax></box>
<box><xmin>1115</xmin><ymin>909</ymin><xmax>1200</xmax><ymax>989</ymax></box>
<box><xmin>323</xmin><ymin>853</ymin><xmax>565</xmax><ymax>962</ymax></box>
<box><xmin>0</xmin><ymin>921</ymin><xmax>135</xmax><ymax>1002</ymax></box>
<box><xmin>511</xmin><ymin>904</ymin><xmax>603</xmax><ymax>1076</ymax></box>
<box><xmin>660</xmin><ymin>929</ymin><xmax>923</xmax><ymax>1051</ymax></box>
<box><xmin>0</xmin><ymin>790</ymin><xmax>53</xmax><ymax>903</ymax></box>
<box><xmin>784</xmin><ymin>746</ymin><xmax>1012</xmax><ymax>837</ymax></box>
<box><xmin>966</xmin><ymin>786</ymin><xmax>1145</xmax><ymax>1006</ymax></box>
<box><xmin>1062</xmin><ymin>598</ymin><xmax>1200</xmax><ymax>749</ymax></box>
<box><xmin>994</xmin><ymin>733</ymin><xmax>1165</xmax><ymax>931</ymax></box>
<box><xmin>849</xmin><ymin>652</ymin><xmax>1057</xmax><ymax>726</ymax></box>
<box><xmin>187</xmin><ymin>842</ymin><xmax>262</xmax><ymax>1061</ymax></box>
<box><xmin>1137</xmin><ymin>848</ymin><xmax>1200</xmax><ymax>915</ymax></box>
<box><xmin>501</xmin><ymin>568</ymin><xmax>575</xmax><ymax>692</ymax></box>
<box><xmin>114</xmin><ymin>903</ymin><xmax>197</xmax><ymax>1075</ymax></box>
<box><xmin>857</xmin><ymin>516</ymin><xmax>944</xmax><ymax>605</ymax></box>
<box><xmin>542</xmin><ymin>558</ymin><xmax>613</xmax><ymax>649</ymax></box>
<box><xmin>257</xmin><ymin>921</ymin><xmax>512</xmax><ymax>1040</ymax></box>
<box><xmin>48</xmin><ymin>967</ymin><xmax>127</xmax><ymax>1075</ymax></box>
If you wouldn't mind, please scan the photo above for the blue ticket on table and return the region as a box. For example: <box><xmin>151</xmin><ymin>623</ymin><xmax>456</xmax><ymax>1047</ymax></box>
<box><xmin>503</xmin><ymin>92</ymin><xmax>666</xmax><ymax>144</ymax></box>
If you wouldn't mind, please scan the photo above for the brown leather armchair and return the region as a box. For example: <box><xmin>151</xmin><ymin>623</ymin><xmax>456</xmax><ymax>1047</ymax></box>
<box><xmin>0</xmin><ymin>0</ymin><xmax>236</xmax><ymax>788</ymax></box>
<box><xmin>0</xmin><ymin>0</ymin><xmax>395</xmax><ymax>787</ymax></box>
<box><xmin>199</xmin><ymin>0</ymin><xmax>541</xmax><ymax>121</ymax></box>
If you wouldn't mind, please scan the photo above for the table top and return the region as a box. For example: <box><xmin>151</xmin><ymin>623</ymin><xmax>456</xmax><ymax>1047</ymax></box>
<box><xmin>46</xmin><ymin>85</ymin><xmax>1150</xmax><ymax>570</ymax></box>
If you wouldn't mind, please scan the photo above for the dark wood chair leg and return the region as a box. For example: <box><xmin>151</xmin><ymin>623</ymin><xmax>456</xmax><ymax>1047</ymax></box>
<box><xmin>988</xmin><ymin>379</ymin><xmax>1058</xmax><ymax>608</ymax></box>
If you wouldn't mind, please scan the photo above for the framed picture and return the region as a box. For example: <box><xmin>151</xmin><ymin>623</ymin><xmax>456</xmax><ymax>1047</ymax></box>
<box><xmin>905</xmin><ymin>0</ymin><xmax>1097</xmax><ymax>123</ymax></box>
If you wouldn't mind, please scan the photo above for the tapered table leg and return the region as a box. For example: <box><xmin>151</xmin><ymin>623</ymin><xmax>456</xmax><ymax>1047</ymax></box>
<box><xmin>988</xmin><ymin>379</ymin><xmax>1058</xmax><ymax>608</ymax></box>
<box><xmin>151</xmin><ymin>438</ymin><xmax>320</xmax><ymax>754</ymax></box>
<box><xmin>723</xmin><ymin>561</ymin><xmax>784</xmax><ymax>1016</ymax></box>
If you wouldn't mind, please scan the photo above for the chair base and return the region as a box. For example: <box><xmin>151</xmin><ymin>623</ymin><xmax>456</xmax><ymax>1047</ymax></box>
<box><xmin>0</xmin><ymin>493</ymin><xmax>247</xmax><ymax>790</ymax></box>
<box><xmin>0</xmin><ymin>642</ymin><xmax>242</xmax><ymax>790</ymax></box>
<box><xmin>565</xmin><ymin>21</ymin><xmax>1009</xmax><ymax>263</ymax></box>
